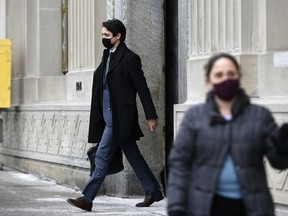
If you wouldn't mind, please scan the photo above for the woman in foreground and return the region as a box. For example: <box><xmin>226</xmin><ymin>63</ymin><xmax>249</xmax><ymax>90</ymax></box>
<box><xmin>167</xmin><ymin>53</ymin><xmax>288</xmax><ymax>216</ymax></box>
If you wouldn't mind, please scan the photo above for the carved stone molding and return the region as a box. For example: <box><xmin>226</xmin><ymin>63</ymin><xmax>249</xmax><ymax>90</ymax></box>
<box><xmin>107</xmin><ymin>0</ymin><xmax>127</xmax><ymax>22</ymax></box>
<box><xmin>1</xmin><ymin>109</ymin><xmax>90</xmax><ymax>168</ymax></box>
<box><xmin>121</xmin><ymin>0</ymin><xmax>127</xmax><ymax>22</ymax></box>
<box><xmin>107</xmin><ymin>0</ymin><xmax>115</xmax><ymax>19</ymax></box>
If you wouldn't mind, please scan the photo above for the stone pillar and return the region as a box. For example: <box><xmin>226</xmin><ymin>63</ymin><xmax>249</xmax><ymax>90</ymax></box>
<box><xmin>258</xmin><ymin>0</ymin><xmax>288</xmax><ymax>207</ymax></box>
<box><xmin>65</xmin><ymin>0</ymin><xmax>106</xmax><ymax>104</ymax></box>
<box><xmin>0</xmin><ymin>0</ymin><xmax>5</xmax><ymax>38</ymax></box>
<box><xmin>6</xmin><ymin>0</ymin><xmax>32</xmax><ymax>104</ymax></box>
<box><xmin>104</xmin><ymin>0</ymin><xmax>165</xmax><ymax>196</ymax></box>
<box><xmin>6</xmin><ymin>0</ymin><xmax>66</xmax><ymax>104</ymax></box>
<box><xmin>39</xmin><ymin>0</ymin><xmax>61</xmax><ymax>76</ymax></box>
<box><xmin>68</xmin><ymin>0</ymin><xmax>96</xmax><ymax>72</ymax></box>
<box><xmin>175</xmin><ymin>0</ymin><xmax>288</xmax><ymax>207</ymax></box>
<box><xmin>6</xmin><ymin>0</ymin><xmax>27</xmax><ymax>78</ymax></box>
<box><xmin>178</xmin><ymin>0</ymin><xmax>189</xmax><ymax>103</ymax></box>
<box><xmin>37</xmin><ymin>0</ymin><xmax>66</xmax><ymax>102</ymax></box>
<box><xmin>186</xmin><ymin>0</ymin><xmax>260</xmax><ymax>102</ymax></box>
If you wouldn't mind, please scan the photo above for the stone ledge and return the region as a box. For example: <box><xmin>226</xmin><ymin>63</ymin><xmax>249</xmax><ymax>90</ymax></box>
<box><xmin>251</xmin><ymin>98</ymin><xmax>288</xmax><ymax>112</ymax></box>
<box><xmin>7</xmin><ymin>104</ymin><xmax>91</xmax><ymax>111</ymax></box>
<box><xmin>0</xmin><ymin>147</ymin><xmax>89</xmax><ymax>168</ymax></box>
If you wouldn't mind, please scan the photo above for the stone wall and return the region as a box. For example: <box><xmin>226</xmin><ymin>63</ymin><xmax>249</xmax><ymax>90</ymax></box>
<box><xmin>0</xmin><ymin>105</ymin><xmax>91</xmax><ymax>190</ymax></box>
<box><xmin>0</xmin><ymin>0</ymin><xmax>165</xmax><ymax>197</ymax></box>
<box><xmin>0</xmin><ymin>0</ymin><xmax>5</xmax><ymax>38</ymax></box>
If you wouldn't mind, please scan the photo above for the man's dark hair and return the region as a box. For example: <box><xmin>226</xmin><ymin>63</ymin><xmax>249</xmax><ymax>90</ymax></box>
<box><xmin>204</xmin><ymin>53</ymin><xmax>240</xmax><ymax>78</ymax></box>
<box><xmin>102</xmin><ymin>19</ymin><xmax>126</xmax><ymax>42</ymax></box>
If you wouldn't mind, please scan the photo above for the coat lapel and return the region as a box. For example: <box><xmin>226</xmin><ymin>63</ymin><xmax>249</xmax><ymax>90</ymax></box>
<box><xmin>108</xmin><ymin>43</ymin><xmax>126</xmax><ymax>73</ymax></box>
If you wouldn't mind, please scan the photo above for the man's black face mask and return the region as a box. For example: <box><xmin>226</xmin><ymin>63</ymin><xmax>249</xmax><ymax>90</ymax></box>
<box><xmin>102</xmin><ymin>38</ymin><xmax>114</xmax><ymax>49</ymax></box>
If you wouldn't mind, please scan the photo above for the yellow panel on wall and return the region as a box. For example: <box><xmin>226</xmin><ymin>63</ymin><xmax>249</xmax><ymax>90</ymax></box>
<box><xmin>0</xmin><ymin>39</ymin><xmax>12</xmax><ymax>108</ymax></box>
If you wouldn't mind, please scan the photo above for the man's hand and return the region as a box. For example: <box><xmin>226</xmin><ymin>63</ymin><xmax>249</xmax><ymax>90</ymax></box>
<box><xmin>147</xmin><ymin>119</ymin><xmax>158</xmax><ymax>132</ymax></box>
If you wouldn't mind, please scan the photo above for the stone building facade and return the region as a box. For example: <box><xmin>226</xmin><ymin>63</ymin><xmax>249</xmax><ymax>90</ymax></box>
<box><xmin>1</xmin><ymin>0</ymin><xmax>288</xmax><ymax>211</ymax></box>
<box><xmin>0</xmin><ymin>0</ymin><xmax>165</xmax><ymax>196</ymax></box>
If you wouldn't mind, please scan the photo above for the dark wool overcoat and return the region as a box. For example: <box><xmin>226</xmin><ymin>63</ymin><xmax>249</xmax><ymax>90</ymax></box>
<box><xmin>167</xmin><ymin>89</ymin><xmax>288</xmax><ymax>216</ymax></box>
<box><xmin>88</xmin><ymin>42</ymin><xmax>157</xmax><ymax>145</ymax></box>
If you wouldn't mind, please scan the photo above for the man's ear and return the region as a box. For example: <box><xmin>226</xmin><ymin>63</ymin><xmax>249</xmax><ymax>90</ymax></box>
<box><xmin>116</xmin><ymin>33</ymin><xmax>121</xmax><ymax>40</ymax></box>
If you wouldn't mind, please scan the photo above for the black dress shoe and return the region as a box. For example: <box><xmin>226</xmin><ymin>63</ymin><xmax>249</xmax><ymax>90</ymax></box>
<box><xmin>136</xmin><ymin>191</ymin><xmax>164</xmax><ymax>207</ymax></box>
<box><xmin>66</xmin><ymin>196</ymin><xmax>92</xmax><ymax>211</ymax></box>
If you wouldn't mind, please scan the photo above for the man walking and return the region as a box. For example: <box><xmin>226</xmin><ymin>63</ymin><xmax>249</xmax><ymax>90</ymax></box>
<box><xmin>67</xmin><ymin>19</ymin><xmax>163</xmax><ymax>211</ymax></box>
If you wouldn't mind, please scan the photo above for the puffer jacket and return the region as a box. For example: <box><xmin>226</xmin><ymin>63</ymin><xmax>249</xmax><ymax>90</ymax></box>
<box><xmin>167</xmin><ymin>89</ymin><xmax>288</xmax><ymax>216</ymax></box>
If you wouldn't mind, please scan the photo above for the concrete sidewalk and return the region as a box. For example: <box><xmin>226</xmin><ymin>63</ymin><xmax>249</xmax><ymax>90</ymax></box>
<box><xmin>0</xmin><ymin>166</ymin><xmax>167</xmax><ymax>216</ymax></box>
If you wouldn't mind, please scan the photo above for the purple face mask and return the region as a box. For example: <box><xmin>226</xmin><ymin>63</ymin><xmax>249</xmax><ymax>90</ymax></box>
<box><xmin>213</xmin><ymin>79</ymin><xmax>240</xmax><ymax>101</ymax></box>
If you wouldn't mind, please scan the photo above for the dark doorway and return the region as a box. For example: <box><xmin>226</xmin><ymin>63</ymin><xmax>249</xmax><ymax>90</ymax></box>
<box><xmin>162</xmin><ymin>0</ymin><xmax>178</xmax><ymax>195</ymax></box>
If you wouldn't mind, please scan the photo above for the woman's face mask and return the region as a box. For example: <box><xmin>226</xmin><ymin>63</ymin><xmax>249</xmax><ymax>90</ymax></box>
<box><xmin>207</xmin><ymin>57</ymin><xmax>241</xmax><ymax>101</ymax></box>
<box><xmin>213</xmin><ymin>79</ymin><xmax>240</xmax><ymax>101</ymax></box>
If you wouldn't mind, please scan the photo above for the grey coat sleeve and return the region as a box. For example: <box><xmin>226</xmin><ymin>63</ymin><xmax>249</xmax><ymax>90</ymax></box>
<box><xmin>167</xmin><ymin>109</ymin><xmax>196</xmax><ymax>214</ymax></box>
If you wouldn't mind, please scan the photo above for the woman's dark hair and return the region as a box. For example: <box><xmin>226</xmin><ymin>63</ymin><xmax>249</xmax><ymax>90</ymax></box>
<box><xmin>102</xmin><ymin>19</ymin><xmax>126</xmax><ymax>42</ymax></box>
<box><xmin>204</xmin><ymin>53</ymin><xmax>240</xmax><ymax>78</ymax></box>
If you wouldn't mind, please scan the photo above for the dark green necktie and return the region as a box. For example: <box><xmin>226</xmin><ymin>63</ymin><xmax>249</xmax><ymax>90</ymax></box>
<box><xmin>103</xmin><ymin>52</ymin><xmax>111</xmax><ymax>82</ymax></box>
